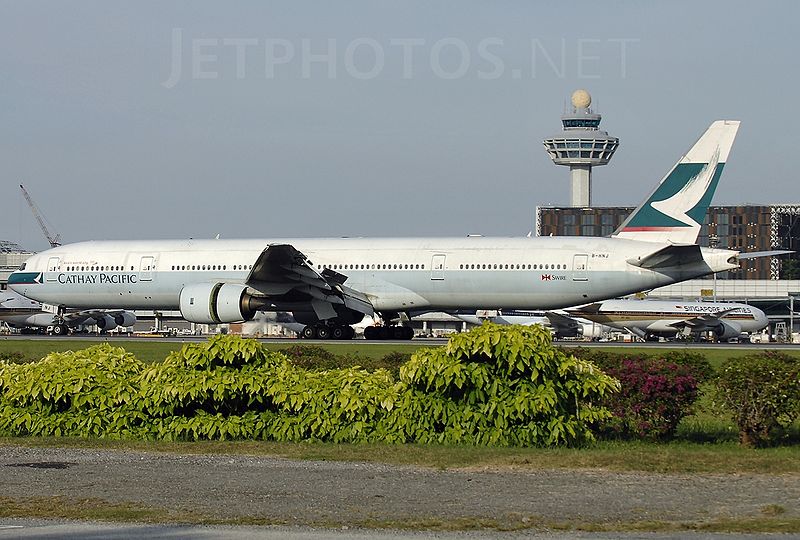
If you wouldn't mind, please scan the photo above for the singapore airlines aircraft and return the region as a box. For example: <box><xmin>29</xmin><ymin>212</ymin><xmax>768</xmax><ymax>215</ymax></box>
<box><xmin>10</xmin><ymin>120</ymin><xmax>747</xmax><ymax>340</ymax></box>
<box><xmin>567</xmin><ymin>299</ymin><xmax>768</xmax><ymax>341</ymax></box>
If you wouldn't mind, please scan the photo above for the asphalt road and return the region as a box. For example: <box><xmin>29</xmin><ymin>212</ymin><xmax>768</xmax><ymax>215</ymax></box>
<box><xmin>1</xmin><ymin>445</ymin><xmax>798</xmax><ymax>538</ymax></box>
<box><xmin>0</xmin><ymin>520</ymin><xmax>793</xmax><ymax>540</ymax></box>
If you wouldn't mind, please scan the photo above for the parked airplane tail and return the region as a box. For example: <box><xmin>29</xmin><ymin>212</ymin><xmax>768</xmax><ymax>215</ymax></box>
<box><xmin>612</xmin><ymin>120</ymin><xmax>740</xmax><ymax>244</ymax></box>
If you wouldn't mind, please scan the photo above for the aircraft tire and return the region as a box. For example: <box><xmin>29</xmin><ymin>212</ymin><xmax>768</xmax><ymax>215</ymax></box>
<box><xmin>364</xmin><ymin>326</ymin><xmax>377</xmax><ymax>340</ymax></box>
<box><xmin>301</xmin><ymin>326</ymin><xmax>316</xmax><ymax>339</ymax></box>
<box><xmin>345</xmin><ymin>326</ymin><xmax>355</xmax><ymax>340</ymax></box>
<box><xmin>315</xmin><ymin>325</ymin><xmax>330</xmax><ymax>340</ymax></box>
<box><xmin>331</xmin><ymin>326</ymin><xmax>346</xmax><ymax>340</ymax></box>
<box><xmin>52</xmin><ymin>324</ymin><xmax>68</xmax><ymax>336</ymax></box>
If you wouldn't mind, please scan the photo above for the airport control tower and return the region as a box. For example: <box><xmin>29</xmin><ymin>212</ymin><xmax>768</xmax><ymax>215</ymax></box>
<box><xmin>543</xmin><ymin>89</ymin><xmax>618</xmax><ymax>207</ymax></box>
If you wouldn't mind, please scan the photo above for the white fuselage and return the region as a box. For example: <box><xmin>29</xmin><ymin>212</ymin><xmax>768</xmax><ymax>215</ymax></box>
<box><xmin>569</xmin><ymin>299</ymin><xmax>768</xmax><ymax>336</ymax></box>
<box><xmin>10</xmin><ymin>236</ymin><xmax>738</xmax><ymax>315</ymax></box>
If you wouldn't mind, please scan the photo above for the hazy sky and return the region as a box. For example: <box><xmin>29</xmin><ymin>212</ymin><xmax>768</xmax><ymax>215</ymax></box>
<box><xmin>1</xmin><ymin>1</ymin><xmax>796</xmax><ymax>251</ymax></box>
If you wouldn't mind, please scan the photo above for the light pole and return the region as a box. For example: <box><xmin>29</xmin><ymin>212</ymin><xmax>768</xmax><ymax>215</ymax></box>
<box><xmin>708</xmin><ymin>234</ymin><xmax>719</xmax><ymax>302</ymax></box>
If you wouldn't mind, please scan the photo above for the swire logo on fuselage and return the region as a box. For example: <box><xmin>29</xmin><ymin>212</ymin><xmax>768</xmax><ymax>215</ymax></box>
<box><xmin>57</xmin><ymin>273</ymin><xmax>138</xmax><ymax>285</ymax></box>
<box><xmin>541</xmin><ymin>274</ymin><xmax>566</xmax><ymax>281</ymax></box>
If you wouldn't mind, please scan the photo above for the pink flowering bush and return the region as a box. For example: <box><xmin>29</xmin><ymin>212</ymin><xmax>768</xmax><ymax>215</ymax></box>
<box><xmin>571</xmin><ymin>350</ymin><xmax>702</xmax><ymax>440</ymax></box>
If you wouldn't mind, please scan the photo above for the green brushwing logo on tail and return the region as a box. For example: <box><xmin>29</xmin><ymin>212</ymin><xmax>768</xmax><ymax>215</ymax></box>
<box><xmin>621</xmin><ymin>152</ymin><xmax>723</xmax><ymax>232</ymax></box>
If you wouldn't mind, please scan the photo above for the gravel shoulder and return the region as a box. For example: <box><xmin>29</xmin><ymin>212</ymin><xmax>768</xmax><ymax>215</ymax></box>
<box><xmin>1</xmin><ymin>445</ymin><xmax>798</xmax><ymax>531</ymax></box>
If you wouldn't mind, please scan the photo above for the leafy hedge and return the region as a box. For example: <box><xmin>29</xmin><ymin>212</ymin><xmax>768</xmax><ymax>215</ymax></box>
<box><xmin>399</xmin><ymin>325</ymin><xmax>619</xmax><ymax>445</ymax></box>
<box><xmin>0</xmin><ymin>325</ymin><xmax>618</xmax><ymax>447</ymax></box>
<box><xmin>715</xmin><ymin>351</ymin><xmax>800</xmax><ymax>447</ymax></box>
<box><xmin>0</xmin><ymin>345</ymin><xmax>144</xmax><ymax>437</ymax></box>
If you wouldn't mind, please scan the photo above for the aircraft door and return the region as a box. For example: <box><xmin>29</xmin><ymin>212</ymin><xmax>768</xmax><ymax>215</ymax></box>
<box><xmin>431</xmin><ymin>254</ymin><xmax>446</xmax><ymax>280</ymax></box>
<box><xmin>572</xmin><ymin>254</ymin><xmax>589</xmax><ymax>281</ymax></box>
<box><xmin>46</xmin><ymin>257</ymin><xmax>60</xmax><ymax>282</ymax></box>
<box><xmin>139</xmin><ymin>256</ymin><xmax>155</xmax><ymax>282</ymax></box>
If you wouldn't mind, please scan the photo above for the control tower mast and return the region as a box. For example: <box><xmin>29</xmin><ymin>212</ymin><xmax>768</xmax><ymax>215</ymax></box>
<box><xmin>543</xmin><ymin>90</ymin><xmax>618</xmax><ymax>207</ymax></box>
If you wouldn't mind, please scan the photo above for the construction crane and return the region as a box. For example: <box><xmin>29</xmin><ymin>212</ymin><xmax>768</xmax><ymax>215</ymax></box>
<box><xmin>19</xmin><ymin>184</ymin><xmax>62</xmax><ymax>248</ymax></box>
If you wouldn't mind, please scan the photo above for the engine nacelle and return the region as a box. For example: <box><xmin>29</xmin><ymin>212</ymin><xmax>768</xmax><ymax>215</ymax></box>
<box><xmin>179</xmin><ymin>283</ymin><xmax>260</xmax><ymax>324</ymax></box>
<box><xmin>114</xmin><ymin>312</ymin><xmax>137</xmax><ymax>327</ymax></box>
<box><xmin>20</xmin><ymin>313</ymin><xmax>59</xmax><ymax>328</ymax></box>
<box><xmin>95</xmin><ymin>314</ymin><xmax>118</xmax><ymax>331</ymax></box>
<box><xmin>714</xmin><ymin>320</ymin><xmax>742</xmax><ymax>340</ymax></box>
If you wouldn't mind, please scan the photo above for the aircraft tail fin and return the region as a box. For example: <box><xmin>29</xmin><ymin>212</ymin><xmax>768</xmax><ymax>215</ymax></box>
<box><xmin>612</xmin><ymin>120</ymin><xmax>740</xmax><ymax>244</ymax></box>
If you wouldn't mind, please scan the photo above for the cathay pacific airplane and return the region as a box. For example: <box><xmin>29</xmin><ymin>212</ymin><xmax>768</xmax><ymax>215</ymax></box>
<box><xmin>567</xmin><ymin>298</ymin><xmax>768</xmax><ymax>341</ymax></box>
<box><xmin>10</xmin><ymin>120</ymin><xmax>755</xmax><ymax>340</ymax></box>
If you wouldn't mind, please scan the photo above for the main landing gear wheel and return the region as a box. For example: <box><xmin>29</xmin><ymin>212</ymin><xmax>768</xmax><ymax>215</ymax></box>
<box><xmin>331</xmin><ymin>326</ymin><xmax>345</xmax><ymax>340</ymax></box>
<box><xmin>315</xmin><ymin>326</ymin><xmax>331</xmax><ymax>339</ymax></box>
<box><xmin>300</xmin><ymin>324</ymin><xmax>355</xmax><ymax>340</ymax></box>
<box><xmin>301</xmin><ymin>326</ymin><xmax>316</xmax><ymax>339</ymax></box>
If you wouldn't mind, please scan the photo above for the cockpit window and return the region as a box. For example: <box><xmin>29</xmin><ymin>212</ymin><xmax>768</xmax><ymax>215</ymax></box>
<box><xmin>18</xmin><ymin>263</ymin><xmax>26</xmax><ymax>271</ymax></box>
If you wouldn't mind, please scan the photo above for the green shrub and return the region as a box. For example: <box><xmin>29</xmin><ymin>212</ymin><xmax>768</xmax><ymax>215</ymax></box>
<box><xmin>0</xmin><ymin>344</ymin><xmax>143</xmax><ymax>437</ymax></box>
<box><xmin>715</xmin><ymin>351</ymin><xmax>800</xmax><ymax>447</ymax></box>
<box><xmin>399</xmin><ymin>324</ymin><xmax>619</xmax><ymax>446</ymax></box>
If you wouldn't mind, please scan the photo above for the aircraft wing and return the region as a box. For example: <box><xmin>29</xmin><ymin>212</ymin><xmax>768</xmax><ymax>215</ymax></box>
<box><xmin>668</xmin><ymin>308</ymin><xmax>738</xmax><ymax>330</ymax></box>
<box><xmin>62</xmin><ymin>312</ymin><xmax>93</xmax><ymax>326</ymax></box>
<box><xmin>245</xmin><ymin>244</ymin><xmax>374</xmax><ymax>320</ymax></box>
<box><xmin>544</xmin><ymin>311</ymin><xmax>580</xmax><ymax>333</ymax></box>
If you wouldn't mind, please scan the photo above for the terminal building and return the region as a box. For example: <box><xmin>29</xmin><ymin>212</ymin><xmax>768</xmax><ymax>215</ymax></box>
<box><xmin>0</xmin><ymin>240</ymin><xmax>34</xmax><ymax>293</ymax></box>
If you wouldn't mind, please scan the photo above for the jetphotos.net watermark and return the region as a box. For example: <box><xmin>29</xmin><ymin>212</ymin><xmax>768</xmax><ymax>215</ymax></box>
<box><xmin>162</xmin><ymin>28</ymin><xmax>638</xmax><ymax>88</ymax></box>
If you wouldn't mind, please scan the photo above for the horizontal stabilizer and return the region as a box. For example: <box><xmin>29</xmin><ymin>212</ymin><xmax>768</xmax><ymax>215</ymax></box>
<box><xmin>627</xmin><ymin>244</ymin><xmax>704</xmax><ymax>269</ymax></box>
<box><xmin>737</xmin><ymin>250</ymin><xmax>794</xmax><ymax>260</ymax></box>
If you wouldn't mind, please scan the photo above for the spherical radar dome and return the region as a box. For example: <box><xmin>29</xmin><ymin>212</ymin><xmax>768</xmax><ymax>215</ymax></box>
<box><xmin>571</xmin><ymin>89</ymin><xmax>592</xmax><ymax>109</ymax></box>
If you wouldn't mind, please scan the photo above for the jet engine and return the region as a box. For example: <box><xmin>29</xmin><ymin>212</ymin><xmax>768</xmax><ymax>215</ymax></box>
<box><xmin>114</xmin><ymin>312</ymin><xmax>136</xmax><ymax>327</ymax></box>
<box><xmin>95</xmin><ymin>314</ymin><xmax>118</xmax><ymax>331</ymax></box>
<box><xmin>179</xmin><ymin>283</ymin><xmax>263</xmax><ymax>324</ymax></box>
<box><xmin>714</xmin><ymin>320</ymin><xmax>742</xmax><ymax>340</ymax></box>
